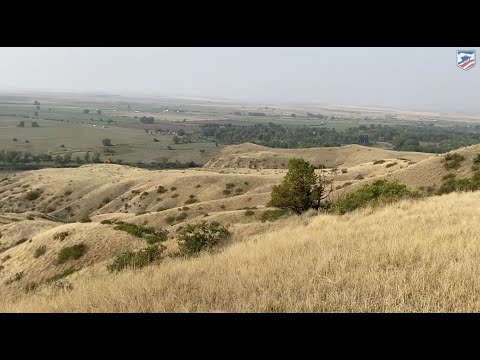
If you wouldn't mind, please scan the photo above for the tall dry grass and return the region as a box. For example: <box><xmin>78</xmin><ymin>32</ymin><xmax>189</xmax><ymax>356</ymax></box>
<box><xmin>3</xmin><ymin>191</ymin><xmax>480</xmax><ymax>312</ymax></box>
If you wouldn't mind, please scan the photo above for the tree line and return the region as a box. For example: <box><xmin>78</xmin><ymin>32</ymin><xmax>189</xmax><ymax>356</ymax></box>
<box><xmin>200</xmin><ymin>122</ymin><xmax>480</xmax><ymax>153</ymax></box>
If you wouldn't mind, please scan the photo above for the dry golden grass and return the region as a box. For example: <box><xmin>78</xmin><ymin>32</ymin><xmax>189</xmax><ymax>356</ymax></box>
<box><xmin>204</xmin><ymin>143</ymin><xmax>431</xmax><ymax>169</ymax></box>
<box><xmin>3</xmin><ymin>191</ymin><xmax>480</xmax><ymax>312</ymax></box>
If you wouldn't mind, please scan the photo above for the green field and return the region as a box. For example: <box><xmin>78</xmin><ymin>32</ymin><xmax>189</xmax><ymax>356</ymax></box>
<box><xmin>0</xmin><ymin>114</ymin><xmax>220</xmax><ymax>164</ymax></box>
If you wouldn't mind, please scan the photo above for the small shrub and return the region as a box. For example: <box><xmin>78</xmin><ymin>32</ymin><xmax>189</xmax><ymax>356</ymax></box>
<box><xmin>15</xmin><ymin>237</ymin><xmax>28</xmax><ymax>246</ymax></box>
<box><xmin>225</xmin><ymin>183</ymin><xmax>235</xmax><ymax>189</ymax></box>
<box><xmin>245</xmin><ymin>209</ymin><xmax>255</xmax><ymax>216</ymax></box>
<box><xmin>474</xmin><ymin>154</ymin><xmax>480</xmax><ymax>165</ymax></box>
<box><xmin>142</xmin><ymin>192</ymin><xmax>149</xmax><ymax>196</ymax></box>
<box><xmin>171</xmin><ymin>193</ymin><xmax>179</xmax><ymax>198</ymax></box>
<box><xmin>157</xmin><ymin>186</ymin><xmax>167</xmax><ymax>193</ymax></box>
<box><xmin>442</xmin><ymin>173</ymin><xmax>456</xmax><ymax>181</ymax></box>
<box><xmin>4</xmin><ymin>271</ymin><xmax>24</xmax><ymax>285</ymax></box>
<box><xmin>170</xmin><ymin>187</ymin><xmax>177</xmax><ymax>191</ymax></box>
<box><xmin>107</xmin><ymin>245</ymin><xmax>165</xmax><ymax>272</ymax></box>
<box><xmin>80</xmin><ymin>216</ymin><xmax>92</xmax><ymax>223</ymax></box>
<box><xmin>195</xmin><ymin>184</ymin><xmax>201</xmax><ymax>188</ymax></box>
<box><xmin>101</xmin><ymin>219</ymin><xmax>113</xmax><ymax>224</ymax></box>
<box><xmin>385</xmin><ymin>162</ymin><xmax>397</xmax><ymax>168</ymax></box>
<box><xmin>223</xmin><ymin>190</ymin><xmax>231</xmax><ymax>195</ymax></box>
<box><xmin>157</xmin><ymin>206</ymin><xmax>167</xmax><ymax>212</ymax></box>
<box><xmin>26</xmin><ymin>215</ymin><xmax>35</xmax><ymax>220</ymax></box>
<box><xmin>443</xmin><ymin>153</ymin><xmax>465</xmax><ymax>170</ymax></box>
<box><xmin>373</xmin><ymin>159</ymin><xmax>385</xmax><ymax>165</ymax></box>
<box><xmin>235</xmin><ymin>188</ymin><xmax>243</xmax><ymax>194</ymax></box>
<box><xmin>1</xmin><ymin>254</ymin><xmax>12</xmax><ymax>263</ymax></box>
<box><xmin>244</xmin><ymin>181</ymin><xmax>249</xmax><ymax>186</ymax></box>
<box><xmin>220</xmin><ymin>204</ymin><xmax>226</xmax><ymax>210</ymax></box>
<box><xmin>26</xmin><ymin>190</ymin><xmax>41</xmax><ymax>201</ymax></box>
<box><xmin>182</xmin><ymin>206</ymin><xmax>190</xmax><ymax>211</ymax></box>
<box><xmin>177</xmin><ymin>221</ymin><xmax>231</xmax><ymax>256</ymax></box>
<box><xmin>34</xmin><ymin>245</ymin><xmax>47</xmax><ymax>258</ymax></box>
<box><xmin>57</xmin><ymin>243</ymin><xmax>87</xmax><ymax>264</ymax></box>
<box><xmin>24</xmin><ymin>282</ymin><xmax>38</xmax><ymax>293</ymax></box>
<box><xmin>189</xmin><ymin>194</ymin><xmax>195</xmax><ymax>199</ymax></box>
<box><xmin>53</xmin><ymin>231</ymin><xmax>69</xmax><ymax>241</ymax></box>
<box><xmin>176</xmin><ymin>212</ymin><xmax>188</xmax><ymax>221</ymax></box>
<box><xmin>131</xmin><ymin>190</ymin><xmax>140</xmax><ymax>194</ymax></box>
<box><xmin>261</xmin><ymin>209</ymin><xmax>287</xmax><ymax>222</ymax></box>
<box><xmin>185</xmin><ymin>198</ymin><xmax>198</xmax><ymax>204</ymax></box>
<box><xmin>341</xmin><ymin>169</ymin><xmax>348</xmax><ymax>173</ymax></box>
<box><xmin>165</xmin><ymin>215</ymin><xmax>176</xmax><ymax>224</ymax></box>
<box><xmin>355</xmin><ymin>174</ymin><xmax>364</xmax><ymax>180</ymax></box>
<box><xmin>47</xmin><ymin>267</ymin><xmax>77</xmax><ymax>283</ymax></box>
<box><xmin>65</xmin><ymin>190</ymin><xmax>73</xmax><ymax>196</ymax></box>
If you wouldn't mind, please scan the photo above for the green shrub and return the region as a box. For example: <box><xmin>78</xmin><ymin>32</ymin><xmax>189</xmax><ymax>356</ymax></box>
<box><xmin>341</xmin><ymin>169</ymin><xmax>348</xmax><ymax>173</ymax></box>
<box><xmin>57</xmin><ymin>243</ymin><xmax>87</xmax><ymax>264</ymax></box>
<box><xmin>47</xmin><ymin>267</ymin><xmax>77</xmax><ymax>283</ymax></box>
<box><xmin>177</xmin><ymin>221</ymin><xmax>230</xmax><ymax>256</ymax></box>
<box><xmin>185</xmin><ymin>198</ymin><xmax>198</xmax><ymax>204</ymax></box>
<box><xmin>332</xmin><ymin>180</ymin><xmax>416</xmax><ymax>214</ymax></box>
<box><xmin>34</xmin><ymin>245</ymin><xmax>47</xmax><ymax>258</ymax></box>
<box><xmin>261</xmin><ymin>209</ymin><xmax>288</xmax><ymax>222</ymax></box>
<box><xmin>225</xmin><ymin>183</ymin><xmax>235</xmax><ymax>189</ymax></box>
<box><xmin>385</xmin><ymin>162</ymin><xmax>397</xmax><ymax>168</ymax></box>
<box><xmin>245</xmin><ymin>209</ymin><xmax>255</xmax><ymax>216</ymax></box>
<box><xmin>171</xmin><ymin>193</ymin><xmax>179</xmax><ymax>198</ymax></box>
<box><xmin>373</xmin><ymin>160</ymin><xmax>385</xmax><ymax>165</ymax></box>
<box><xmin>195</xmin><ymin>184</ymin><xmax>201</xmax><ymax>188</ymax></box>
<box><xmin>355</xmin><ymin>174</ymin><xmax>365</xmax><ymax>180</ymax></box>
<box><xmin>443</xmin><ymin>153</ymin><xmax>465</xmax><ymax>170</ymax></box>
<box><xmin>220</xmin><ymin>204</ymin><xmax>226</xmax><ymax>210</ymax></box>
<box><xmin>182</xmin><ymin>206</ymin><xmax>190</xmax><ymax>211</ymax></box>
<box><xmin>142</xmin><ymin>192</ymin><xmax>149</xmax><ymax>196</ymax></box>
<box><xmin>26</xmin><ymin>215</ymin><xmax>35</xmax><ymax>220</ymax></box>
<box><xmin>53</xmin><ymin>231</ymin><xmax>69</xmax><ymax>241</ymax></box>
<box><xmin>65</xmin><ymin>190</ymin><xmax>73</xmax><ymax>196</ymax></box>
<box><xmin>235</xmin><ymin>188</ymin><xmax>243</xmax><ymax>194</ymax></box>
<box><xmin>80</xmin><ymin>216</ymin><xmax>92</xmax><ymax>223</ymax></box>
<box><xmin>26</xmin><ymin>190</ymin><xmax>41</xmax><ymax>201</ymax></box>
<box><xmin>114</xmin><ymin>222</ymin><xmax>168</xmax><ymax>244</ymax></box>
<box><xmin>2</xmin><ymin>254</ymin><xmax>12</xmax><ymax>263</ymax></box>
<box><xmin>157</xmin><ymin>206</ymin><xmax>167</xmax><ymax>212</ymax></box>
<box><xmin>107</xmin><ymin>245</ymin><xmax>165</xmax><ymax>272</ymax></box>
<box><xmin>170</xmin><ymin>186</ymin><xmax>177</xmax><ymax>191</ymax></box>
<box><xmin>101</xmin><ymin>219</ymin><xmax>113</xmax><ymax>224</ymax></box>
<box><xmin>223</xmin><ymin>190</ymin><xmax>231</xmax><ymax>195</ymax></box>
<box><xmin>157</xmin><ymin>186</ymin><xmax>167</xmax><ymax>193</ymax></box>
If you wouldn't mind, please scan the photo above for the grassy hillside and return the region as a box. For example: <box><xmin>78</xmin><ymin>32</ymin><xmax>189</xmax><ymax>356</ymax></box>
<box><xmin>204</xmin><ymin>143</ymin><xmax>431</xmax><ymax>169</ymax></box>
<box><xmin>3</xmin><ymin>191</ymin><xmax>480</xmax><ymax>312</ymax></box>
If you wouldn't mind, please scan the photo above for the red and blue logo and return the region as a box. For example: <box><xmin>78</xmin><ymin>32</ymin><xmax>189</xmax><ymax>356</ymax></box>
<box><xmin>457</xmin><ymin>50</ymin><xmax>475</xmax><ymax>71</ymax></box>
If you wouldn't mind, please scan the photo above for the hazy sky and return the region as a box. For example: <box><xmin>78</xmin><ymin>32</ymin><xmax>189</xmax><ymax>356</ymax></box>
<box><xmin>0</xmin><ymin>47</ymin><xmax>479</xmax><ymax>112</ymax></box>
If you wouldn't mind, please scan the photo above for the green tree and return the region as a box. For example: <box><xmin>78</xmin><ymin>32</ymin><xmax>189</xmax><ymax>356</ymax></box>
<box><xmin>173</xmin><ymin>136</ymin><xmax>180</xmax><ymax>144</ymax></box>
<box><xmin>102</xmin><ymin>138</ymin><xmax>112</xmax><ymax>146</ymax></box>
<box><xmin>268</xmin><ymin>158</ymin><xmax>331</xmax><ymax>214</ymax></box>
<box><xmin>84</xmin><ymin>151</ymin><xmax>90</xmax><ymax>163</ymax></box>
<box><xmin>34</xmin><ymin>100</ymin><xmax>40</xmax><ymax>106</ymax></box>
<box><xmin>32</xmin><ymin>154</ymin><xmax>41</xmax><ymax>166</ymax></box>
<box><xmin>32</xmin><ymin>121</ymin><xmax>39</xmax><ymax>127</ymax></box>
<box><xmin>92</xmin><ymin>151</ymin><xmax>101</xmax><ymax>163</ymax></box>
<box><xmin>17</xmin><ymin>121</ymin><xmax>25</xmax><ymax>127</ymax></box>
<box><xmin>96</xmin><ymin>109</ymin><xmax>102</xmax><ymax>115</ymax></box>
<box><xmin>34</xmin><ymin>111</ymin><xmax>39</xmax><ymax>117</ymax></box>
<box><xmin>83</xmin><ymin>109</ymin><xmax>90</xmax><ymax>114</ymax></box>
